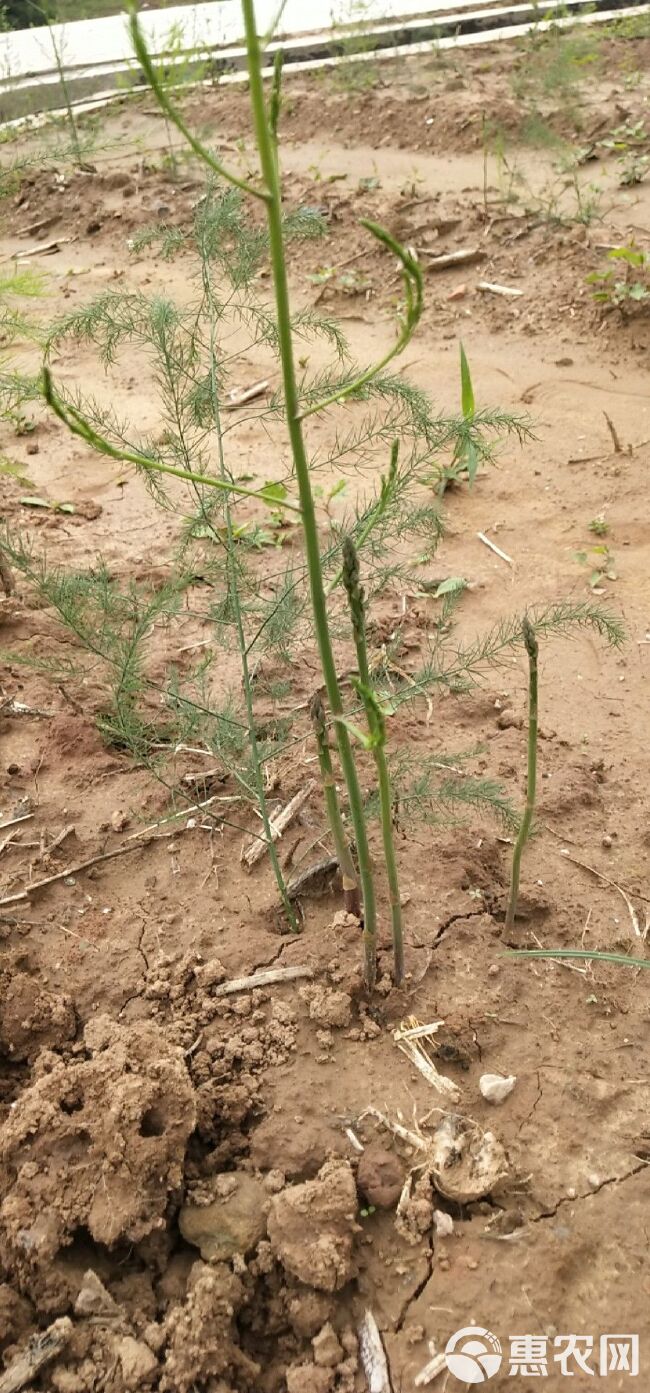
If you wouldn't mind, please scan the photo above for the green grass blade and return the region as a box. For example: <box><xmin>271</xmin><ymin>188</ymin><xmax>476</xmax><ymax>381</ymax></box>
<box><xmin>506</xmin><ymin>949</ymin><xmax>650</xmax><ymax>968</ymax></box>
<box><xmin>459</xmin><ymin>342</ymin><xmax>475</xmax><ymax>419</ymax></box>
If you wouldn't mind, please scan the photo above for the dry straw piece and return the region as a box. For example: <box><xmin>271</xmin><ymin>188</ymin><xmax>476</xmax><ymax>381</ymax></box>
<box><xmin>394</xmin><ymin>1016</ymin><xmax>461</xmax><ymax>1102</ymax></box>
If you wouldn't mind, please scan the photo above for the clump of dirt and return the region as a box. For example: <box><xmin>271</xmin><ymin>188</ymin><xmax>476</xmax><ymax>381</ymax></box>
<box><xmin>267</xmin><ymin>1160</ymin><xmax>359</xmax><ymax>1292</ymax></box>
<box><xmin>159</xmin><ymin>1261</ymin><xmax>257</xmax><ymax>1392</ymax></box>
<box><xmin>0</xmin><ymin>1015</ymin><xmax>196</xmax><ymax>1301</ymax></box>
<box><xmin>300</xmin><ymin>983</ymin><xmax>353</xmax><ymax>1028</ymax></box>
<box><xmin>0</xmin><ymin>968</ymin><xmax>76</xmax><ymax>1063</ymax></box>
<box><xmin>357</xmin><ymin>1144</ymin><xmax>405</xmax><ymax>1210</ymax></box>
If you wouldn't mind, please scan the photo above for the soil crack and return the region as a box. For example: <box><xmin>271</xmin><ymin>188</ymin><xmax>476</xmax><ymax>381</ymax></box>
<box><xmin>433</xmin><ymin>907</ymin><xmax>487</xmax><ymax>950</ymax></box>
<box><xmin>394</xmin><ymin>1236</ymin><xmax>435</xmax><ymax>1333</ymax></box>
<box><xmin>531</xmin><ymin>1161</ymin><xmax>649</xmax><ymax>1221</ymax></box>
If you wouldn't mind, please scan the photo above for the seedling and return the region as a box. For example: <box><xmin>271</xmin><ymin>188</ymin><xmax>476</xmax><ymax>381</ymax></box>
<box><xmin>588</xmin><ymin>516</ymin><xmax>609</xmax><ymax>538</ymax></box>
<box><xmin>573</xmin><ymin>545</ymin><xmax>617</xmax><ymax>590</ymax></box>
<box><xmin>433</xmin><ymin>344</ymin><xmax>528</xmax><ymax>494</ymax></box>
<box><xmin>587</xmin><ymin>246</ymin><xmax>650</xmax><ymax>314</ymax></box>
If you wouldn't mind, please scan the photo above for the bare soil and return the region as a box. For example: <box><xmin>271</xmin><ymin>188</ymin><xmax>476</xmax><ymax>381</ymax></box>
<box><xmin>1</xmin><ymin>32</ymin><xmax>650</xmax><ymax>1393</ymax></box>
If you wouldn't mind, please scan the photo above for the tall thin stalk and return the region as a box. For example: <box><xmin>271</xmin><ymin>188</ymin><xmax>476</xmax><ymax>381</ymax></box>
<box><xmin>505</xmin><ymin>616</ymin><xmax>538</xmax><ymax>935</ymax></box>
<box><xmin>201</xmin><ymin>258</ymin><xmax>299</xmax><ymax>932</ymax></box>
<box><xmin>310</xmin><ymin>692</ymin><xmax>360</xmax><ymax>918</ymax></box>
<box><xmin>238</xmin><ymin>0</ymin><xmax>380</xmax><ymax>987</ymax></box>
<box><xmin>342</xmin><ymin>537</ymin><xmax>404</xmax><ymax>986</ymax></box>
<box><xmin>42</xmin><ymin>10</ymin><xmax>83</xmax><ymax>169</ymax></box>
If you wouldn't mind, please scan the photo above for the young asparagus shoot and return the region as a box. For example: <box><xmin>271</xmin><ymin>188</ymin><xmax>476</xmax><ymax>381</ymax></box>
<box><xmin>310</xmin><ymin>692</ymin><xmax>360</xmax><ymax>918</ymax></box>
<box><xmin>342</xmin><ymin>536</ymin><xmax>404</xmax><ymax>986</ymax></box>
<box><xmin>504</xmin><ymin>616</ymin><xmax>538</xmax><ymax>937</ymax></box>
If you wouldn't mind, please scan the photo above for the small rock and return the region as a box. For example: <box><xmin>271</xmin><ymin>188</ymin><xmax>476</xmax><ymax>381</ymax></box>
<box><xmin>26</xmin><ymin>442</ymin><xmax>39</xmax><ymax>455</ymax></box>
<box><xmin>312</xmin><ymin>1322</ymin><xmax>343</xmax><ymax>1367</ymax></box>
<box><xmin>86</xmin><ymin>219</ymin><xmax>102</xmax><ymax>235</ymax></box>
<box><xmin>497</xmin><ymin>709</ymin><xmax>521</xmax><ymax>730</ymax></box>
<box><xmin>433</xmin><ymin>1209</ymin><xmax>454</xmax><ymax>1237</ymax></box>
<box><xmin>287</xmin><ymin>1290</ymin><xmax>334</xmax><ymax>1338</ymax></box>
<box><xmin>51</xmin><ymin>1372</ymin><xmax>85</xmax><ymax>1393</ymax></box>
<box><xmin>74</xmin><ymin>1269</ymin><xmax>120</xmax><ymax>1319</ymax></box>
<box><xmin>447</xmin><ymin>283</ymin><xmax>467</xmax><ymax>301</ymax></box>
<box><xmin>479</xmin><ymin>1073</ymin><xmax>516</xmax><ymax>1104</ymax></box>
<box><xmin>142</xmin><ymin>1321</ymin><xmax>165</xmax><ymax>1353</ymax></box>
<box><xmin>602</xmin><ymin>834</ymin><xmax>613</xmax><ymax>849</ymax></box>
<box><xmin>263</xmin><ymin>1169</ymin><xmax>286</xmax><ymax>1194</ymax></box>
<box><xmin>406</xmin><ymin>1323</ymin><xmax>426</xmax><ymax>1344</ymax></box>
<box><xmin>357</xmin><ymin>1144</ymin><xmax>404</xmax><ymax>1209</ymax></box>
<box><xmin>179</xmin><ymin>1173</ymin><xmax>266</xmax><ymax>1261</ymax></box>
<box><xmin>268</xmin><ymin>1160</ymin><xmax>358</xmax><ymax>1291</ymax></box>
<box><xmin>286</xmin><ymin>1364</ymin><xmax>333</xmax><ymax>1393</ymax></box>
<box><xmin>115</xmin><ymin>1335</ymin><xmax>158</xmax><ymax>1388</ymax></box>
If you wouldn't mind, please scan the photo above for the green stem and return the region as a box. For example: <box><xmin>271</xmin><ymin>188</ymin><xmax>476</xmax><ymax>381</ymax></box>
<box><xmin>42</xmin><ymin>368</ymin><xmax>301</xmax><ymax>513</ymax></box>
<box><xmin>505</xmin><ymin>617</ymin><xmax>538</xmax><ymax>934</ymax></box>
<box><xmin>342</xmin><ymin>537</ymin><xmax>404</xmax><ymax>985</ymax></box>
<box><xmin>241</xmin><ymin>0</ymin><xmax>377</xmax><ymax>988</ymax></box>
<box><xmin>128</xmin><ymin>6</ymin><xmax>268</xmax><ymax>202</ymax></box>
<box><xmin>310</xmin><ymin>692</ymin><xmax>360</xmax><ymax>918</ymax></box>
<box><xmin>376</xmin><ymin>732</ymin><xmax>404</xmax><ymax>986</ymax></box>
<box><xmin>202</xmin><ymin>261</ymin><xmax>299</xmax><ymax>932</ymax></box>
<box><xmin>299</xmin><ymin>224</ymin><xmax>422</xmax><ymax>420</ymax></box>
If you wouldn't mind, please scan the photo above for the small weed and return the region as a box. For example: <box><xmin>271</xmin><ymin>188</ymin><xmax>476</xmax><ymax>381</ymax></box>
<box><xmin>587</xmin><ymin>245</ymin><xmax>650</xmax><ymax>314</ymax></box>
<box><xmin>512</xmin><ymin>23</ymin><xmax>602</xmax><ymax>129</ymax></box>
<box><xmin>573</xmin><ymin>544</ymin><xmax>617</xmax><ymax>590</ymax></box>
<box><xmin>431</xmin><ymin>344</ymin><xmax>531</xmax><ymax>494</ymax></box>
<box><xmin>619</xmin><ymin>153</ymin><xmax>649</xmax><ymax>187</ymax></box>
<box><xmin>588</xmin><ymin>516</ymin><xmax>609</xmax><ymax>538</ymax></box>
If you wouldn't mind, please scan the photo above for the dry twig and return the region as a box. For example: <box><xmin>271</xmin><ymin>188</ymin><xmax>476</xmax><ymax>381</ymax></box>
<box><xmin>243</xmin><ymin>782</ymin><xmax>315</xmax><ymax>868</ymax></box>
<box><xmin>0</xmin><ymin>843</ymin><xmax>144</xmax><ymax>907</ymax></box>
<box><xmin>214</xmin><ymin>965</ymin><xmax>314</xmax><ymax>996</ymax></box>
<box><xmin>358</xmin><ymin>1309</ymin><xmax>392</xmax><ymax>1393</ymax></box>
<box><xmin>0</xmin><ymin>1317</ymin><xmax>73</xmax><ymax>1393</ymax></box>
<box><xmin>477</xmin><ymin>531</ymin><xmax>514</xmax><ymax>566</ymax></box>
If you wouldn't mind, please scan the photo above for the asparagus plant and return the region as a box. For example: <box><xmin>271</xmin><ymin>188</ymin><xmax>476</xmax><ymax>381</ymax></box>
<box><xmin>71</xmin><ymin>0</ymin><xmax>424</xmax><ymax>990</ymax></box>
